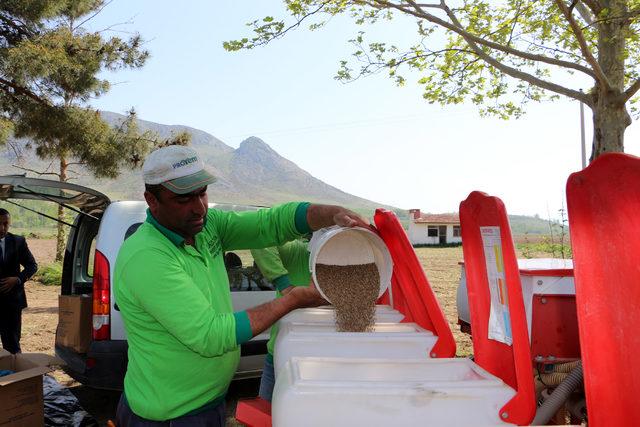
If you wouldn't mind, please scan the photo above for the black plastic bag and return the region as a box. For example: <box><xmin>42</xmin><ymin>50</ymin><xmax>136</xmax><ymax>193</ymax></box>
<box><xmin>43</xmin><ymin>375</ymin><xmax>99</xmax><ymax>427</ymax></box>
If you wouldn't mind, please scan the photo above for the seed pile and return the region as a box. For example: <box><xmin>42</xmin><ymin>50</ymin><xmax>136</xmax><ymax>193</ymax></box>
<box><xmin>316</xmin><ymin>263</ymin><xmax>380</xmax><ymax>332</ymax></box>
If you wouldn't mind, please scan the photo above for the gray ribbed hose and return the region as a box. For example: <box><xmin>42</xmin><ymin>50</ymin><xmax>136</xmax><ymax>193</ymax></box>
<box><xmin>532</xmin><ymin>361</ymin><xmax>584</xmax><ymax>425</ymax></box>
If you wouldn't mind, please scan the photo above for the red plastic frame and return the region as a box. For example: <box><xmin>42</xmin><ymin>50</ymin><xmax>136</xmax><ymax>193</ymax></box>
<box><xmin>374</xmin><ymin>209</ymin><xmax>456</xmax><ymax>358</ymax></box>
<box><xmin>566</xmin><ymin>153</ymin><xmax>640</xmax><ymax>427</ymax></box>
<box><xmin>235</xmin><ymin>398</ymin><xmax>272</xmax><ymax>427</ymax></box>
<box><xmin>459</xmin><ymin>191</ymin><xmax>535</xmax><ymax>425</ymax></box>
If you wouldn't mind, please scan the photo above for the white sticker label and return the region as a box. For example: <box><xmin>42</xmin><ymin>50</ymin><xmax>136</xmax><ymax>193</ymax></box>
<box><xmin>480</xmin><ymin>226</ymin><xmax>513</xmax><ymax>346</ymax></box>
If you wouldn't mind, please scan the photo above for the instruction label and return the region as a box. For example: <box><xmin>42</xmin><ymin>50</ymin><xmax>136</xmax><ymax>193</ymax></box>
<box><xmin>480</xmin><ymin>226</ymin><xmax>513</xmax><ymax>346</ymax></box>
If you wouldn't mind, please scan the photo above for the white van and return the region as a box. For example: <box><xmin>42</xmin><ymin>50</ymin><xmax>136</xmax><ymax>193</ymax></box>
<box><xmin>0</xmin><ymin>176</ymin><xmax>275</xmax><ymax>390</ymax></box>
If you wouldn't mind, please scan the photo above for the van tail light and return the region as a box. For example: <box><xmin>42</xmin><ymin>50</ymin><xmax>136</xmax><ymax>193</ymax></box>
<box><xmin>92</xmin><ymin>250</ymin><xmax>111</xmax><ymax>340</ymax></box>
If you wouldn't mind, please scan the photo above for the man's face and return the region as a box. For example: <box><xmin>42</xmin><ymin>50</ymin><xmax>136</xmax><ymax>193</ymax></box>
<box><xmin>145</xmin><ymin>186</ymin><xmax>208</xmax><ymax>240</ymax></box>
<box><xmin>0</xmin><ymin>214</ymin><xmax>10</xmax><ymax>239</ymax></box>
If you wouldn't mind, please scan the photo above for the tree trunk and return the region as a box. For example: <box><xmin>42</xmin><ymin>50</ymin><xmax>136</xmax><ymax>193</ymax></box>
<box><xmin>55</xmin><ymin>156</ymin><xmax>67</xmax><ymax>262</ymax></box>
<box><xmin>590</xmin><ymin>97</ymin><xmax>630</xmax><ymax>161</ymax></box>
<box><xmin>590</xmin><ymin>0</ymin><xmax>631</xmax><ymax>161</ymax></box>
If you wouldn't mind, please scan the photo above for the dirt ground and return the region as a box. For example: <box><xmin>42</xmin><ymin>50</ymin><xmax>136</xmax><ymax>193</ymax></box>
<box><xmin>20</xmin><ymin>239</ymin><xmax>472</xmax><ymax>426</ymax></box>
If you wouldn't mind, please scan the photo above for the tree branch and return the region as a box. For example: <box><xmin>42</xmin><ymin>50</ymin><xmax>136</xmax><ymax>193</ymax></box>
<box><xmin>575</xmin><ymin>1</ymin><xmax>594</xmax><ymax>24</ymax></box>
<box><xmin>520</xmin><ymin>38</ymin><xmax>585</xmax><ymax>62</ymax></box>
<box><xmin>398</xmin><ymin>2</ymin><xmax>441</xmax><ymax>7</ymax></box>
<box><xmin>367</xmin><ymin>0</ymin><xmax>590</xmax><ymax>103</ymax></box>
<box><xmin>361</xmin><ymin>0</ymin><xmax>596</xmax><ymax>79</ymax></box>
<box><xmin>0</xmin><ymin>14</ymin><xmax>34</xmax><ymax>39</ymax></box>
<box><xmin>579</xmin><ymin>0</ymin><xmax>602</xmax><ymax>15</ymax></box>
<box><xmin>42</xmin><ymin>159</ymin><xmax>55</xmax><ymax>175</ymax></box>
<box><xmin>95</xmin><ymin>21</ymin><xmax>135</xmax><ymax>34</ymax></box>
<box><xmin>554</xmin><ymin>0</ymin><xmax>611</xmax><ymax>89</ymax></box>
<box><xmin>5</xmin><ymin>140</ymin><xmax>22</xmax><ymax>159</ymax></box>
<box><xmin>241</xmin><ymin>1</ymin><xmax>332</xmax><ymax>49</ymax></box>
<box><xmin>0</xmin><ymin>78</ymin><xmax>50</xmax><ymax>106</ymax></box>
<box><xmin>12</xmin><ymin>164</ymin><xmax>60</xmax><ymax>178</ymax></box>
<box><xmin>348</xmin><ymin>46</ymin><xmax>476</xmax><ymax>83</ymax></box>
<box><xmin>506</xmin><ymin>0</ymin><xmax>524</xmax><ymax>47</ymax></box>
<box><xmin>624</xmin><ymin>78</ymin><xmax>640</xmax><ymax>102</ymax></box>
<box><xmin>74</xmin><ymin>0</ymin><xmax>114</xmax><ymax>30</ymax></box>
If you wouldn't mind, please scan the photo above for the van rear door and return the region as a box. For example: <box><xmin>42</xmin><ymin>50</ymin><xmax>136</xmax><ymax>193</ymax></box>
<box><xmin>0</xmin><ymin>176</ymin><xmax>110</xmax><ymax>295</ymax></box>
<box><xmin>0</xmin><ymin>176</ymin><xmax>109</xmax><ymax>214</ymax></box>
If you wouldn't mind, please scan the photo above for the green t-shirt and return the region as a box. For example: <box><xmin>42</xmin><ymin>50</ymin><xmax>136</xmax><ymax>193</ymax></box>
<box><xmin>114</xmin><ymin>202</ymin><xmax>310</xmax><ymax>421</ymax></box>
<box><xmin>250</xmin><ymin>239</ymin><xmax>311</xmax><ymax>357</ymax></box>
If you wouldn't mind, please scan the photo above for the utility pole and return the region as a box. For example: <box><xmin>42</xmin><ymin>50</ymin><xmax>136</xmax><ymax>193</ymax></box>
<box><xmin>580</xmin><ymin>91</ymin><xmax>587</xmax><ymax>168</ymax></box>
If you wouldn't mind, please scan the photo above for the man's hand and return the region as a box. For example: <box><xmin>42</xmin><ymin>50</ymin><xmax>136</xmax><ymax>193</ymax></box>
<box><xmin>0</xmin><ymin>277</ymin><xmax>20</xmax><ymax>294</ymax></box>
<box><xmin>245</xmin><ymin>280</ymin><xmax>326</xmax><ymax>337</ymax></box>
<box><xmin>332</xmin><ymin>207</ymin><xmax>370</xmax><ymax>228</ymax></box>
<box><xmin>307</xmin><ymin>204</ymin><xmax>370</xmax><ymax>230</ymax></box>
<box><xmin>289</xmin><ymin>280</ymin><xmax>326</xmax><ymax>308</ymax></box>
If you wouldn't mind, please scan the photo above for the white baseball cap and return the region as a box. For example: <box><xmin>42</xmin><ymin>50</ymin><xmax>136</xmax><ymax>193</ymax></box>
<box><xmin>142</xmin><ymin>145</ymin><xmax>216</xmax><ymax>194</ymax></box>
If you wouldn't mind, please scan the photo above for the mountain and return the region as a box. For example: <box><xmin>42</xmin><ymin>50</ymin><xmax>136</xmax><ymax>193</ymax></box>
<box><xmin>0</xmin><ymin>113</ymin><xmax>559</xmax><ymax>231</ymax></box>
<box><xmin>0</xmin><ymin>112</ymin><xmax>395</xmax><ymax>214</ymax></box>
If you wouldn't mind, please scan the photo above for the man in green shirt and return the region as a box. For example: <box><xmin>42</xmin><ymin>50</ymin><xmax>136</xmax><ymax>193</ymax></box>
<box><xmin>114</xmin><ymin>145</ymin><xmax>368</xmax><ymax>426</ymax></box>
<box><xmin>250</xmin><ymin>239</ymin><xmax>311</xmax><ymax>402</ymax></box>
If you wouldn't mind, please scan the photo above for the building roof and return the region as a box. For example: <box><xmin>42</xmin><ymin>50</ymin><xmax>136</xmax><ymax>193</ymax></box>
<box><xmin>413</xmin><ymin>213</ymin><xmax>460</xmax><ymax>224</ymax></box>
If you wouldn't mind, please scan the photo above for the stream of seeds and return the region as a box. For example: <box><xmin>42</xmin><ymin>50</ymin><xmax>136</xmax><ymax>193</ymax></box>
<box><xmin>315</xmin><ymin>263</ymin><xmax>380</xmax><ymax>332</ymax></box>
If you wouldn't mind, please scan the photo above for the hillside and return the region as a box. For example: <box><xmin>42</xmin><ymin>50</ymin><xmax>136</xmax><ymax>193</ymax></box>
<box><xmin>0</xmin><ymin>112</ymin><xmax>555</xmax><ymax>231</ymax></box>
<box><xmin>0</xmin><ymin>112</ymin><xmax>392</xmax><ymax>214</ymax></box>
<box><xmin>509</xmin><ymin>214</ymin><xmax>565</xmax><ymax>235</ymax></box>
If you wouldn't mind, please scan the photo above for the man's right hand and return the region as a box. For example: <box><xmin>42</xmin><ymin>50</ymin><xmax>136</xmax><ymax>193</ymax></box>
<box><xmin>245</xmin><ymin>280</ymin><xmax>327</xmax><ymax>337</ymax></box>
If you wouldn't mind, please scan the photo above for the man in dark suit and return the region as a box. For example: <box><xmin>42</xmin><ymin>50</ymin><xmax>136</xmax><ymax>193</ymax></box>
<box><xmin>0</xmin><ymin>208</ymin><xmax>38</xmax><ymax>354</ymax></box>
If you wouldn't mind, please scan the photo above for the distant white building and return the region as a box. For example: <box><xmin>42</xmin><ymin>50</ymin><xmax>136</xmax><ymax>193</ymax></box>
<box><xmin>407</xmin><ymin>209</ymin><xmax>462</xmax><ymax>245</ymax></box>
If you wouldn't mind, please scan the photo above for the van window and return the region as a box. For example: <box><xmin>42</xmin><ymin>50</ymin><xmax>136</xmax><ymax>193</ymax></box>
<box><xmin>87</xmin><ymin>237</ymin><xmax>96</xmax><ymax>277</ymax></box>
<box><xmin>225</xmin><ymin>250</ymin><xmax>274</xmax><ymax>292</ymax></box>
<box><xmin>125</xmin><ymin>222</ymin><xmax>143</xmax><ymax>240</ymax></box>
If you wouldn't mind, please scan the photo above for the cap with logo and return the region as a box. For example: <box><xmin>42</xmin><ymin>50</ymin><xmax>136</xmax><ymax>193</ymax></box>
<box><xmin>143</xmin><ymin>145</ymin><xmax>216</xmax><ymax>194</ymax></box>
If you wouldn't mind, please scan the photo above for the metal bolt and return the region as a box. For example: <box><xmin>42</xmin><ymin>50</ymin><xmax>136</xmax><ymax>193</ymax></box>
<box><xmin>537</xmin><ymin>280</ymin><xmax>543</xmax><ymax>286</ymax></box>
<box><xmin>501</xmin><ymin>412</ymin><xmax>509</xmax><ymax>419</ymax></box>
<box><xmin>548</xmin><ymin>355</ymin><xmax>556</xmax><ymax>361</ymax></box>
<box><xmin>430</xmin><ymin>352</ymin><xmax>437</xmax><ymax>358</ymax></box>
<box><xmin>541</xmin><ymin>297</ymin><xmax>547</xmax><ymax>304</ymax></box>
<box><xmin>534</xmin><ymin>355</ymin><xmax>543</xmax><ymax>362</ymax></box>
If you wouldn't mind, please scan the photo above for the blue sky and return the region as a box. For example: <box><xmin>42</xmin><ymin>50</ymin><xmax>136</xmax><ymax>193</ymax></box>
<box><xmin>87</xmin><ymin>1</ymin><xmax>640</xmax><ymax>218</ymax></box>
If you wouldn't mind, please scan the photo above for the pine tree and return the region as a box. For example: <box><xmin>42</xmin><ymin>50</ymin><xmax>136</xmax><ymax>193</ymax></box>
<box><xmin>1</xmin><ymin>0</ymin><xmax>186</xmax><ymax>260</ymax></box>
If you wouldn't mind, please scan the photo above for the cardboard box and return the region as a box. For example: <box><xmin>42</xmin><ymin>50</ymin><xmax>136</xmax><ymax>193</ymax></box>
<box><xmin>56</xmin><ymin>295</ymin><xmax>92</xmax><ymax>353</ymax></box>
<box><xmin>0</xmin><ymin>350</ymin><xmax>61</xmax><ymax>427</ymax></box>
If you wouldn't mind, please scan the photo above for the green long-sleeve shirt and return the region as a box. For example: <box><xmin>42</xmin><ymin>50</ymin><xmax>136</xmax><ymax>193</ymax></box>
<box><xmin>114</xmin><ymin>202</ymin><xmax>310</xmax><ymax>421</ymax></box>
<box><xmin>250</xmin><ymin>239</ymin><xmax>311</xmax><ymax>357</ymax></box>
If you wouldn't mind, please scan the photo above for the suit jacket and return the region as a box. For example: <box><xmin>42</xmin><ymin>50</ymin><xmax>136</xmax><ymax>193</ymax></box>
<box><xmin>0</xmin><ymin>233</ymin><xmax>38</xmax><ymax>310</ymax></box>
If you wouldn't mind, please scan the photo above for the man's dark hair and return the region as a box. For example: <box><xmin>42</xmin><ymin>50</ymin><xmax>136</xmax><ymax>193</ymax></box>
<box><xmin>145</xmin><ymin>184</ymin><xmax>164</xmax><ymax>201</ymax></box>
<box><xmin>0</xmin><ymin>208</ymin><xmax>10</xmax><ymax>216</ymax></box>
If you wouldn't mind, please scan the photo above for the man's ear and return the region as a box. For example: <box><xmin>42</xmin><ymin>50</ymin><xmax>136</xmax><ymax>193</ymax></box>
<box><xmin>144</xmin><ymin>191</ymin><xmax>159</xmax><ymax>214</ymax></box>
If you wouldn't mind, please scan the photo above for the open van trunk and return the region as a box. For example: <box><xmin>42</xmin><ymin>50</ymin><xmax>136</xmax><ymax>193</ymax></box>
<box><xmin>0</xmin><ymin>175</ymin><xmax>109</xmax><ymax>214</ymax></box>
<box><xmin>0</xmin><ymin>175</ymin><xmax>110</xmax><ymax>296</ymax></box>
<box><xmin>0</xmin><ymin>176</ymin><xmax>117</xmax><ymax>386</ymax></box>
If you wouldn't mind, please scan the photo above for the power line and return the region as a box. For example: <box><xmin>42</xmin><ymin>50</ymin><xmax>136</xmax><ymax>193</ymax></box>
<box><xmin>220</xmin><ymin>108</ymin><xmax>478</xmax><ymax>140</ymax></box>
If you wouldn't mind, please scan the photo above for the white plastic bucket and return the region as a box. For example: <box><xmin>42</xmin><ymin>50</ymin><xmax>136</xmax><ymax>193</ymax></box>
<box><xmin>308</xmin><ymin>226</ymin><xmax>393</xmax><ymax>304</ymax></box>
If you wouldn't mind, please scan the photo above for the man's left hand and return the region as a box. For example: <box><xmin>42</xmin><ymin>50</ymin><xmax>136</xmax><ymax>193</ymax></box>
<box><xmin>0</xmin><ymin>277</ymin><xmax>20</xmax><ymax>294</ymax></box>
<box><xmin>306</xmin><ymin>204</ymin><xmax>371</xmax><ymax>231</ymax></box>
<box><xmin>290</xmin><ymin>280</ymin><xmax>326</xmax><ymax>308</ymax></box>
